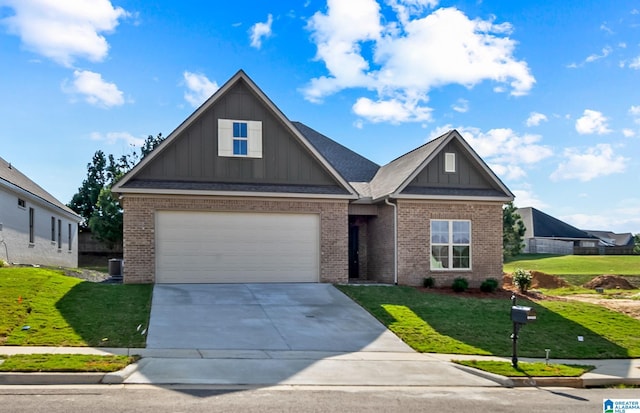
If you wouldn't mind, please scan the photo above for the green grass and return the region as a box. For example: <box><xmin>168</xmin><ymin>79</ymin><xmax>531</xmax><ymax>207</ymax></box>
<box><xmin>0</xmin><ymin>267</ymin><xmax>152</xmax><ymax>347</ymax></box>
<box><xmin>503</xmin><ymin>254</ymin><xmax>640</xmax><ymax>276</ymax></box>
<box><xmin>453</xmin><ymin>360</ymin><xmax>594</xmax><ymax>377</ymax></box>
<box><xmin>0</xmin><ymin>354</ymin><xmax>136</xmax><ymax>372</ymax></box>
<box><xmin>337</xmin><ymin>285</ymin><xmax>640</xmax><ymax>358</ymax></box>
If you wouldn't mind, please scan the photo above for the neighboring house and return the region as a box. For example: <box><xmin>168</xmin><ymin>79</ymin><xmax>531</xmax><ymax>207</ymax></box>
<box><xmin>583</xmin><ymin>230</ymin><xmax>635</xmax><ymax>248</ymax></box>
<box><xmin>113</xmin><ymin>70</ymin><xmax>513</xmax><ymax>286</ymax></box>
<box><xmin>0</xmin><ymin>156</ymin><xmax>81</xmax><ymax>267</ymax></box>
<box><xmin>517</xmin><ymin>207</ymin><xmax>599</xmax><ymax>255</ymax></box>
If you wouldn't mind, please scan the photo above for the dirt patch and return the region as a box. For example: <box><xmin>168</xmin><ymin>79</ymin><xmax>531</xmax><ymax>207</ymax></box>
<box><xmin>583</xmin><ymin>275</ymin><xmax>636</xmax><ymax>290</ymax></box>
<box><xmin>503</xmin><ymin>271</ymin><xmax>569</xmax><ymax>289</ymax></box>
<box><xmin>563</xmin><ymin>294</ymin><xmax>640</xmax><ymax>320</ymax></box>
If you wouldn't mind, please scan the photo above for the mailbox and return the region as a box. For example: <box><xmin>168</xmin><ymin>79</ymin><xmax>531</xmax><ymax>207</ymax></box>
<box><xmin>511</xmin><ymin>305</ymin><xmax>537</xmax><ymax>324</ymax></box>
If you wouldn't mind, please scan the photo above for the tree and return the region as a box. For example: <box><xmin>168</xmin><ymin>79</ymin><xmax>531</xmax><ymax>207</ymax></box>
<box><xmin>634</xmin><ymin>234</ymin><xmax>640</xmax><ymax>254</ymax></box>
<box><xmin>68</xmin><ymin>150</ymin><xmax>109</xmax><ymax>229</ymax></box>
<box><xmin>503</xmin><ymin>202</ymin><xmax>526</xmax><ymax>260</ymax></box>
<box><xmin>68</xmin><ymin>133</ymin><xmax>165</xmax><ymax>245</ymax></box>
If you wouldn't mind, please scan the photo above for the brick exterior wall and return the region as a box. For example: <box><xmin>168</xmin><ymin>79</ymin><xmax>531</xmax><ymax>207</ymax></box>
<box><xmin>396</xmin><ymin>200</ymin><xmax>504</xmax><ymax>288</ymax></box>
<box><xmin>366</xmin><ymin>203</ymin><xmax>395</xmax><ymax>284</ymax></box>
<box><xmin>121</xmin><ymin>195</ymin><xmax>349</xmax><ymax>284</ymax></box>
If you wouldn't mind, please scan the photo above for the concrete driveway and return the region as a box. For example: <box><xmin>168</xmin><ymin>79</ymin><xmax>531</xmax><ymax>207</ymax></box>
<box><xmin>146</xmin><ymin>283</ymin><xmax>412</xmax><ymax>352</ymax></box>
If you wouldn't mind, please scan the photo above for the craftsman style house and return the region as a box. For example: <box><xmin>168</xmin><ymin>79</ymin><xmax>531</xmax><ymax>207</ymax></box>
<box><xmin>113</xmin><ymin>70</ymin><xmax>513</xmax><ymax>286</ymax></box>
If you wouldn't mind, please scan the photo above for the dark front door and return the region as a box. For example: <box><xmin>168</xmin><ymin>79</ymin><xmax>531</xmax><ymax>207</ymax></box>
<box><xmin>348</xmin><ymin>225</ymin><xmax>359</xmax><ymax>278</ymax></box>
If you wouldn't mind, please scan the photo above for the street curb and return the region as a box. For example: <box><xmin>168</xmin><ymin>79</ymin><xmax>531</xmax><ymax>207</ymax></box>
<box><xmin>452</xmin><ymin>364</ymin><xmax>514</xmax><ymax>387</ymax></box>
<box><xmin>0</xmin><ymin>372</ymin><xmax>104</xmax><ymax>385</ymax></box>
<box><xmin>101</xmin><ymin>360</ymin><xmax>143</xmax><ymax>384</ymax></box>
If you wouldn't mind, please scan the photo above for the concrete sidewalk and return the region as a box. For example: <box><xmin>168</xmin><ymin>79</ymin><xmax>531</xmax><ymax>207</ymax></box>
<box><xmin>1</xmin><ymin>346</ymin><xmax>639</xmax><ymax>387</ymax></box>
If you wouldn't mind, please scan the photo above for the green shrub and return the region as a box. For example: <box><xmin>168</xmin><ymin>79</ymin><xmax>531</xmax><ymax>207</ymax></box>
<box><xmin>480</xmin><ymin>278</ymin><xmax>499</xmax><ymax>293</ymax></box>
<box><xmin>423</xmin><ymin>277</ymin><xmax>435</xmax><ymax>288</ymax></box>
<box><xmin>513</xmin><ymin>268</ymin><xmax>532</xmax><ymax>293</ymax></box>
<box><xmin>451</xmin><ymin>277</ymin><xmax>468</xmax><ymax>293</ymax></box>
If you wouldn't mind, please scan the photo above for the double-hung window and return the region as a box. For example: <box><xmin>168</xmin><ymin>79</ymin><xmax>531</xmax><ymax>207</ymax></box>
<box><xmin>430</xmin><ymin>220</ymin><xmax>471</xmax><ymax>270</ymax></box>
<box><xmin>232</xmin><ymin>122</ymin><xmax>248</xmax><ymax>156</ymax></box>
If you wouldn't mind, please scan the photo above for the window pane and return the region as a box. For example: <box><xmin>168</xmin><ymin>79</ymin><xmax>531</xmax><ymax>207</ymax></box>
<box><xmin>431</xmin><ymin>221</ymin><xmax>449</xmax><ymax>244</ymax></box>
<box><xmin>431</xmin><ymin>245</ymin><xmax>449</xmax><ymax>268</ymax></box>
<box><xmin>452</xmin><ymin>221</ymin><xmax>470</xmax><ymax>244</ymax></box>
<box><xmin>233</xmin><ymin>139</ymin><xmax>248</xmax><ymax>156</ymax></box>
<box><xmin>452</xmin><ymin>246</ymin><xmax>470</xmax><ymax>269</ymax></box>
<box><xmin>233</xmin><ymin>122</ymin><xmax>247</xmax><ymax>138</ymax></box>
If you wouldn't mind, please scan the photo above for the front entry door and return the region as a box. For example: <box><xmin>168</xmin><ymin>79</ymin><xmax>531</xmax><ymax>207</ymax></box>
<box><xmin>348</xmin><ymin>225</ymin><xmax>359</xmax><ymax>278</ymax></box>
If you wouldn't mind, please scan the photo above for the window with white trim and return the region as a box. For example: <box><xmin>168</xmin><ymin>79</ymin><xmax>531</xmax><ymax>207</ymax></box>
<box><xmin>444</xmin><ymin>152</ymin><xmax>456</xmax><ymax>173</ymax></box>
<box><xmin>57</xmin><ymin>219</ymin><xmax>62</xmax><ymax>249</ymax></box>
<box><xmin>430</xmin><ymin>220</ymin><xmax>471</xmax><ymax>270</ymax></box>
<box><xmin>218</xmin><ymin>119</ymin><xmax>262</xmax><ymax>158</ymax></box>
<box><xmin>51</xmin><ymin>217</ymin><xmax>56</xmax><ymax>242</ymax></box>
<box><xmin>68</xmin><ymin>224</ymin><xmax>72</xmax><ymax>251</ymax></box>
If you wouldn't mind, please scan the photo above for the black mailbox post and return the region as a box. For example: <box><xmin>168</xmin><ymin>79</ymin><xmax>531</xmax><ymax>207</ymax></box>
<box><xmin>510</xmin><ymin>294</ymin><xmax>536</xmax><ymax>368</ymax></box>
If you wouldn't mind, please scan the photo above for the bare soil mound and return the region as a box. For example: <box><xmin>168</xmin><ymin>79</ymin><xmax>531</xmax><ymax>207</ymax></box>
<box><xmin>583</xmin><ymin>275</ymin><xmax>636</xmax><ymax>290</ymax></box>
<box><xmin>503</xmin><ymin>271</ymin><xmax>569</xmax><ymax>289</ymax></box>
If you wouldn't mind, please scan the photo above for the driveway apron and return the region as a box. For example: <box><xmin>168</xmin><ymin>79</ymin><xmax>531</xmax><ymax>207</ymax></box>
<box><xmin>146</xmin><ymin>283</ymin><xmax>412</xmax><ymax>352</ymax></box>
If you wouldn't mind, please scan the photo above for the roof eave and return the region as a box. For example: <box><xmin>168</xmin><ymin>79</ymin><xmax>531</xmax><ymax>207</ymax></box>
<box><xmin>374</xmin><ymin>193</ymin><xmax>514</xmax><ymax>203</ymax></box>
<box><xmin>0</xmin><ymin>179</ymin><xmax>81</xmax><ymax>221</ymax></box>
<box><xmin>116</xmin><ymin>187</ymin><xmax>357</xmax><ymax>200</ymax></box>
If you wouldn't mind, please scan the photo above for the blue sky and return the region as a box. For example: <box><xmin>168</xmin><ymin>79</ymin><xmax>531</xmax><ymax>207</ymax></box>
<box><xmin>1</xmin><ymin>0</ymin><xmax>639</xmax><ymax>234</ymax></box>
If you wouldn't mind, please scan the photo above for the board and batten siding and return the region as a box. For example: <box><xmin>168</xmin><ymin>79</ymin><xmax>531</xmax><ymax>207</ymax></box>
<box><xmin>407</xmin><ymin>140</ymin><xmax>498</xmax><ymax>190</ymax></box>
<box><xmin>132</xmin><ymin>80</ymin><xmax>340</xmax><ymax>188</ymax></box>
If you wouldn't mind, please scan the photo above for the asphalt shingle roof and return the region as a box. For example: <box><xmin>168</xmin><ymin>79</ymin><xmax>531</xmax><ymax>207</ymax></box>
<box><xmin>0</xmin><ymin>156</ymin><xmax>79</xmax><ymax>217</ymax></box>
<box><xmin>292</xmin><ymin>122</ymin><xmax>380</xmax><ymax>183</ymax></box>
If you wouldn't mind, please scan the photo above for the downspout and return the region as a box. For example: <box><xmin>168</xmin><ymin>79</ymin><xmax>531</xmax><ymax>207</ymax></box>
<box><xmin>384</xmin><ymin>197</ymin><xmax>398</xmax><ymax>285</ymax></box>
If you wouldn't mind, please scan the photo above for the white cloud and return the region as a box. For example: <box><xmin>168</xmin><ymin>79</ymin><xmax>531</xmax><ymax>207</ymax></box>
<box><xmin>303</xmin><ymin>2</ymin><xmax>534</xmax><ymax>123</ymax></box>
<box><xmin>64</xmin><ymin>70</ymin><xmax>124</xmax><ymax>107</ymax></box>
<box><xmin>451</xmin><ymin>98</ymin><xmax>469</xmax><ymax>113</ymax></box>
<box><xmin>550</xmin><ymin>144</ymin><xmax>627</xmax><ymax>182</ymax></box>
<box><xmin>183</xmin><ymin>71</ymin><xmax>219</xmax><ymax>108</ymax></box>
<box><xmin>489</xmin><ymin>163</ymin><xmax>526</xmax><ymax>181</ymax></box>
<box><xmin>622</xmin><ymin>128</ymin><xmax>636</xmax><ymax>137</ymax></box>
<box><xmin>90</xmin><ymin>131</ymin><xmax>144</xmax><ymax>146</ymax></box>
<box><xmin>560</xmin><ymin>208</ymin><xmax>640</xmax><ymax>234</ymax></box>
<box><xmin>585</xmin><ymin>46</ymin><xmax>612</xmax><ymax>63</ymax></box>
<box><xmin>386</xmin><ymin>0</ymin><xmax>439</xmax><ymax>25</ymax></box>
<box><xmin>428</xmin><ymin>124</ymin><xmax>553</xmax><ymax>182</ymax></box>
<box><xmin>575</xmin><ymin>109</ymin><xmax>611</xmax><ymax>135</ymax></box>
<box><xmin>249</xmin><ymin>14</ymin><xmax>273</xmax><ymax>49</ymax></box>
<box><xmin>353</xmin><ymin>95</ymin><xmax>432</xmax><ymax>123</ymax></box>
<box><xmin>525</xmin><ymin>112</ymin><xmax>547</xmax><ymax>127</ymax></box>
<box><xmin>630</xmin><ymin>105</ymin><xmax>640</xmax><ymax>118</ymax></box>
<box><xmin>630</xmin><ymin>56</ymin><xmax>640</xmax><ymax>69</ymax></box>
<box><xmin>0</xmin><ymin>0</ymin><xmax>128</xmax><ymax>67</ymax></box>
<box><xmin>511</xmin><ymin>188</ymin><xmax>548</xmax><ymax>209</ymax></box>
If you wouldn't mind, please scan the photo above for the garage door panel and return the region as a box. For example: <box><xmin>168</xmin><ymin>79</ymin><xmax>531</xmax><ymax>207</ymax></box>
<box><xmin>156</xmin><ymin>211</ymin><xmax>320</xmax><ymax>283</ymax></box>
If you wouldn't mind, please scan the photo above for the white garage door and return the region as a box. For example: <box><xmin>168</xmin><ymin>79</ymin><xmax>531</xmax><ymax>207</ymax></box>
<box><xmin>155</xmin><ymin>211</ymin><xmax>320</xmax><ymax>283</ymax></box>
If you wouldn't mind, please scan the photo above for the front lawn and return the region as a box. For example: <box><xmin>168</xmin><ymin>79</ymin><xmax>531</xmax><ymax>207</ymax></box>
<box><xmin>337</xmin><ymin>285</ymin><xmax>640</xmax><ymax>358</ymax></box>
<box><xmin>0</xmin><ymin>267</ymin><xmax>152</xmax><ymax>347</ymax></box>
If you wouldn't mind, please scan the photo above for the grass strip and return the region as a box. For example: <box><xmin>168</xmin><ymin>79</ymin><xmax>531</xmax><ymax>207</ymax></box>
<box><xmin>0</xmin><ymin>354</ymin><xmax>137</xmax><ymax>373</ymax></box>
<box><xmin>453</xmin><ymin>360</ymin><xmax>594</xmax><ymax>377</ymax></box>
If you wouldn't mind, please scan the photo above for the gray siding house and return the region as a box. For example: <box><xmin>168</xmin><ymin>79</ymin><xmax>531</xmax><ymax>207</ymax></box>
<box><xmin>0</xmin><ymin>157</ymin><xmax>81</xmax><ymax>267</ymax></box>
<box><xmin>114</xmin><ymin>70</ymin><xmax>513</xmax><ymax>286</ymax></box>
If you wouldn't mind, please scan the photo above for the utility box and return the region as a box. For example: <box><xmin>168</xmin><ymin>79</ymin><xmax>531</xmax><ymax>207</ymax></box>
<box><xmin>511</xmin><ymin>305</ymin><xmax>536</xmax><ymax>324</ymax></box>
<box><xmin>108</xmin><ymin>258</ymin><xmax>123</xmax><ymax>277</ymax></box>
